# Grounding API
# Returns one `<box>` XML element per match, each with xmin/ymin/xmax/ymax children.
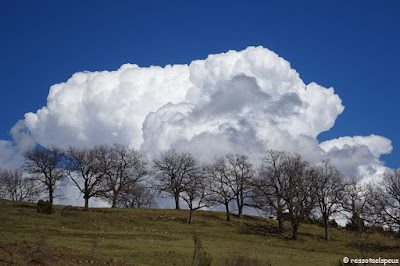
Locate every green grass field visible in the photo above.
<box><xmin>0</xmin><ymin>200</ymin><xmax>399</xmax><ymax>265</ymax></box>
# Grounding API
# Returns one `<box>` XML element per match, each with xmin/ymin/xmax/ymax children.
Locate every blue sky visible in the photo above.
<box><xmin>0</xmin><ymin>0</ymin><xmax>399</xmax><ymax>168</ymax></box>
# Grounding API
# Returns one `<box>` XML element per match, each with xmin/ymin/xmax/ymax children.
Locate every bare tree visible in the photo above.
<box><xmin>99</xmin><ymin>144</ymin><xmax>149</xmax><ymax>208</ymax></box>
<box><xmin>342</xmin><ymin>177</ymin><xmax>369</xmax><ymax>232</ymax></box>
<box><xmin>181</xmin><ymin>165</ymin><xmax>209</xmax><ymax>224</ymax></box>
<box><xmin>281</xmin><ymin>153</ymin><xmax>316</xmax><ymax>240</ymax></box>
<box><xmin>225</xmin><ymin>154</ymin><xmax>254</xmax><ymax>219</ymax></box>
<box><xmin>314</xmin><ymin>160</ymin><xmax>345</xmax><ymax>241</ymax></box>
<box><xmin>0</xmin><ymin>170</ymin><xmax>5</xmax><ymax>199</ymax></box>
<box><xmin>24</xmin><ymin>146</ymin><xmax>65</xmax><ymax>204</ymax></box>
<box><xmin>368</xmin><ymin>169</ymin><xmax>400</xmax><ymax>232</ymax></box>
<box><xmin>153</xmin><ymin>150</ymin><xmax>198</xmax><ymax>210</ymax></box>
<box><xmin>252</xmin><ymin>150</ymin><xmax>287</xmax><ymax>233</ymax></box>
<box><xmin>205</xmin><ymin>158</ymin><xmax>235</xmax><ymax>221</ymax></box>
<box><xmin>65</xmin><ymin>146</ymin><xmax>107</xmax><ymax>211</ymax></box>
<box><xmin>0</xmin><ymin>168</ymin><xmax>41</xmax><ymax>202</ymax></box>
<box><xmin>117</xmin><ymin>182</ymin><xmax>157</xmax><ymax>208</ymax></box>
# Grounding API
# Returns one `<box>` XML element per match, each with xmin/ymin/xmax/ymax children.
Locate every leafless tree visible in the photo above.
<box><xmin>368</xmin><ymin>169</ymin><xmax>400</xmax><ymax>232</ymax></box>
<box><xmin>65</xmin><ymin>146</ymin><xmax>107</xmax><ymax>211</ymax></box>
<box><xmin>224</xmin><ymin>154</ymin><xmax>254</xmax><ymax>219</ymax></box>
<box><xmin>314</xmin><ymin>160</ymin><xmax>345</xmax><ymax>241</ymax></box>
<box><xmin>342</xmin><ymin>177</ymin><xmax>369</xmax><ymax>232</ymax></box>
<box><xmin>252</xmin><ymin>150</ymin><xmax>287</xmax><ymax>233</ymax></box>
<box><xmin>24</xmin><ymin>146</ymin><xmax>65</xmax><ymax>204</ymax></box>
<box><xmin>204</xmin><ymin>158</ymin><xmax>236</xmax><ymax>221</ymax></box>
<box><xmin>99</xmin><ymin>144</ymin><xmax>149</xmax><ymax>208</ymax></box>
<box><xmin>0</xmin><ymin>168</ymin><xmax>41</xmax><ymax>202</ymax></box>
<box><xmin>0</xmin><ymin>170</ymin><xmax>5</xmax><ymax>199</ymax></box>
<box><xmin>180</xmin><ymin>164</ymin><xmax>209</xmax><ymax>224</ymax></box>
<box><xmin>117</xmin><ymin>182</ymin><xmax>157</xmax><ymax>208</ymax></box>
<box><xmin>153</xmin><ymin>150</ymin><xmax>198</xmax><ymax>210</ymax></box>
<box><xmin>281</xmin><ymin>153</ymin><xmax>317</xmax><ymax>240</ymax></box>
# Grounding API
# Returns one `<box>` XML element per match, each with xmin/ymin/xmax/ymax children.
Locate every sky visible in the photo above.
<box><xmin>0</xmin><ymin>0</ymin><xmax>399</xmax><ymax>185</ymax></box>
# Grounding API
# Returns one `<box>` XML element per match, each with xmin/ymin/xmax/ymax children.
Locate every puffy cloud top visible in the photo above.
<box><xmin>1</xmin><ymin>46</ymin><xmax>393</xmax><ymax>182</ymax></box>
<box><xmin>24</xmin><ymin>63</ymin><xmax>191</xmax><ymax>149</ymax></box>
<box><xmin>320</xmin><ymin>135</ymin><xmax>393</xmax><ymax>157</ymax></box>
<box><xmin>142</xmin><ymin>47</ymin><xmax>345</xmax><ymax>162</ymax></box>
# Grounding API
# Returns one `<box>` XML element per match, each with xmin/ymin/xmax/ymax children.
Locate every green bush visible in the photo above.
<box><xmin>37</xmin><ymin>200</ymin><xmax>53</xmax><ymax>214</ymax></box>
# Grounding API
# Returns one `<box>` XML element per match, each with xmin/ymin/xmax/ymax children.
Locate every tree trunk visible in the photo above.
<box><xmin>357</xmin><ymin>215</ymin><xmax>363</xmax><ymax>235</ymax></box>
<box><xmin>225</xmin><ymin>202</ymin><xmax>230</xmax><ymax>221</ymax></box>
<box><xmin>174</xmin><ymin>194</ymin><xmax>180</xmax><ymax>210</ymax></box>
<box><xmin>49</xmin><ymin>186</ymin><xmax>54</xmax><ymax>204</ymax></box>
<box><xmin>237</xmin><ymin>198</ymin><xmax>243</xmax><ymax>219</ymax></box>
<box><xmin>111</xmin><ymin>195</ymin><xmax>117</xmax><ymax>208</ymax></box>
<box><xmin>324</xmin><ymin>216</ymin><xmax>330</xmax><ymax>241</ymax></box>
<box><xmin>189</xmin><ymin>208</ymin><xmax>194</xmax><ymax>224</ymax></box>
<box><xmin>277</xmin><ymin>215</ymin><xmax>284</xmax><ymax>234</ymax></box>
<box><xmin>291</xmin><ymin>220</ymin><xmax>298</xmax><ymax>240</ymax></box>
<box><xmin>84</xmin><ymin>194</ymin><xmax>89</xmax><ymax>211</ymax></box>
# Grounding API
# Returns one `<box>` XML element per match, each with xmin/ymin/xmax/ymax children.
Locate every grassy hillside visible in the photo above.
<box><xmin>0</xmin><ymin>200</ymin><xmax>399</xmax><ymax>265</ymax></box>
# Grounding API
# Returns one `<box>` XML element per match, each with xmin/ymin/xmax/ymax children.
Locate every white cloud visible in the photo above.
<box><xmin>23</xmin><ymin>63</ymin><xmax>191</xmax><ymax>149</ymax></box>
<box><xmin>55</xmin><ymin>178</ymin><xmax>109</xmax><ymax>208</ymax></box>
<box><xmin>0</xmin><ymin>46</ymin><xmax>393</xmax><ymax>188</ymax></box>
<box><xmin>320</xmin><ymin>134</ymin><xmax>392</xmax><ymax>157</ymax></box>
<box><xmin>0</xmin><ymin>140</ymin><xmax>21</xmax><ymax>168</ymax></box>
<box><xmin>0</xmin><ymin>120</ymin><xmax>35</xmax><ymax>169</ymax></box>
<box><xmin>141</xmin><ymin>47</ymin><xmax>345</xmax><ymax>163</ymax></box>
<box><xmin>320</xmin><ymin>135</ymin><xmax>392</xmax><ymax>181</ymax></box>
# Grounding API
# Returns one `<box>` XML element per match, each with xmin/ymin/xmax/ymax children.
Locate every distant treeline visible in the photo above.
<box><xmin>0</xmin><ymin>145</ymin><xmax>399</xmax><ymax>240</ymax></box>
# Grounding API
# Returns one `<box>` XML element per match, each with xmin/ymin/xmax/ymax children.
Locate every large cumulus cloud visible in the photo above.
<box><xmin>142</xmin><ymin>48</ymin><xmax>347</xmax><ymax>164</ymax></box>
<box><xmin>1</xmin><ymin>46</ymin><xmax>393</xmax><ymax>184</ymax></box>
<box><xmin>24</xmin><ymin>63</ymin><xmax>191</xmax><ymax>149</ymax></box>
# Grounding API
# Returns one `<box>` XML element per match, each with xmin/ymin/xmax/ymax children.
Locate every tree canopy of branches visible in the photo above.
<box><xmin>314</xmin><ymin>160</ymin><xmax>345</xmax><ymax>240</ymax></box>
<box><xmin>180</xmin><ymin>164</ymin><xmax>209</xmax><ymax>224</ymax></box>
<box><xmin>281</xmin><ymin>153</ymin><xmax>317</xmax><ymax>240</ymax></box>
<box><xmin>224</xmin><ymin>154</ymin><xmax>254</xmax><ymax>219</ymax></box>
<box><xmin>65</xmin><ymin>146</ymin><xmax>108</xmax><ymax>210</ymax></box>
<box><xmin>342</xmin><ymin>177</ymin><xmax>369</xmax><ymax>232</ymax></box>
<box><xmin>205</xmin><ymin>157</ymin><xmax>236</xmax><ymax>221</ymax></box>
<box><xmin>368</xmin><ymin>169</ymin><xmax>400</xmax><ymax>232</ymax></box>
<box><xmin>24</xmin><ymin>146</ymin><xmax>65</xmax><ymax>204</ymax></box>
<box><xmin>99</xmin><ymin>144</ymin><xmax>149</xmax><ymax>208</ymax></box>
<box><xmin>0</xmin><ymin>168</ymin><xmax>41</xmax><ymax>202</ymax></box>
<box><xmin>117</xmin><ymin>182</ymin><xmax>156</xmax><ymax>209</ymax></box>
<box><xmin>253</xmin><ymin>150</ymin><xmax>287</xmax><ymax>232</ymax></box>
<box><xmin>153</xmin><ymin>149</ymin><xmax>198</xmax><ymax>210</ymax></box>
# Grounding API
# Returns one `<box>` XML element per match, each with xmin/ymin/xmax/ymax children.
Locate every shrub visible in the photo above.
<box><xmin>37</xmin><ymin>200</ymin><xmax>54</xmax><ymax>214</ymax></box>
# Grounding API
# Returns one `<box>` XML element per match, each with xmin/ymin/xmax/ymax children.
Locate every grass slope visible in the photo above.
<box><xmin>0</xmin><ymin>200</ymin><xmax>399</xmax><ymax>265</ymax></box>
